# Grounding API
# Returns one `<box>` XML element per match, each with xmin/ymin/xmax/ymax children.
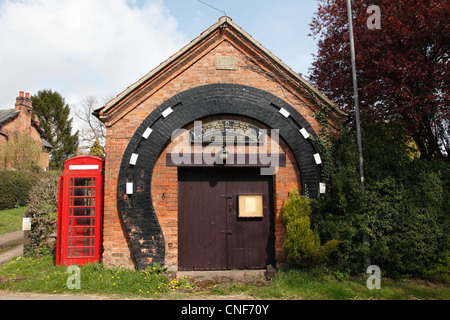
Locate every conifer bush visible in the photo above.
<box><xmin>282</xmin><ymin>189</ymin><xmax>340</xmax><ymax>267</ymax></box>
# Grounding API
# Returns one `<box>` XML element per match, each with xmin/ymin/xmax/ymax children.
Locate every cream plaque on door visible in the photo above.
<box><xmin>238</xmin><ymin>194</ymin><xmax>263</xmax><ymax>218</ymax></box>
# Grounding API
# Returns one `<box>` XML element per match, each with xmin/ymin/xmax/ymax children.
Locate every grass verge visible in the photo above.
<box><xmin>0</xmin><ymin>255</ymin><xmax>194</xmax><ymax>299</ymax></box>
<box><xmin>0</xmin><ymin>206</ymin><xmax>27</xmax><ymax>234</ymax></box>
<box><xmin>0</xmin><ymin>256</ymin><xmax>448</xmax><ymax>300</ymax></box>
<box><xmin>244</xmin><ymin>268</ymin><xmax>449</xmax><ymax>300</ymax></box>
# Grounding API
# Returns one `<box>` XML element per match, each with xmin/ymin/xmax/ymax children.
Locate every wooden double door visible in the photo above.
<box><xmin>178</xmin><ymin>167</ymin><xmax>275</xmax><ymax>271</ymax></box>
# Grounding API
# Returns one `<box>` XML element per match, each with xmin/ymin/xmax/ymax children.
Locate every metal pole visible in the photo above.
<box><xmin>346</xmin><ymin>0</ymin><xmax>370</xmax><ymax>266</ymax></box>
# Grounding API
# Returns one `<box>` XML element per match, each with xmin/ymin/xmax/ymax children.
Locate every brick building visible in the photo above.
<box><xmin>0</xmin><ymin>91</ymin><xmax>52</xmax><ymax>171</ymax></box>
<box><xmin>95</xmin><ymin>17</ymin><xmax>346</xmax><ymax>271</ymax></box>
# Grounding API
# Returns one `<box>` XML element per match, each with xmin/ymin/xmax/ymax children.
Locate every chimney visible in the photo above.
<box><xmin>14</xmin><ymin>91</ymin><xmax>33</xmax><ymax>132</ymax></box>
<box><xmin>15</xmin><ymin>91</ymin><xmax>32</xmax><ymax>112</ymax></box>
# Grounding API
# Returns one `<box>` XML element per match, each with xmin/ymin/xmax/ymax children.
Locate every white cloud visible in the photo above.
<box><xmin>0</xmin><ymin>0</ymin><xmax>188</xmax><ymax>118</ymax></box>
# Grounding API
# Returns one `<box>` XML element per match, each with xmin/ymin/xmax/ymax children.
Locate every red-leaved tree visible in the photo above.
<box><xmin>309</xmin><ymin>0</ymin><xmax>449</xmax><ymax>159</ymax></box>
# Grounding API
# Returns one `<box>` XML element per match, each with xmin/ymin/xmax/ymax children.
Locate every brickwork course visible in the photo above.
<box><xmin>95</xmin><ymin>17</ymin><xmax>346</xmax><ymax>270</ymax></box>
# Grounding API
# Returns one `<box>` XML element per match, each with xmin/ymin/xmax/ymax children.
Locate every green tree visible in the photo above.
<box><xmin>31</xmin><ymin>90</ymin><xmax>79</xmax><ymax>170</ymax></box>
<box><xmin>88</xmin><ymin>139</ymin><xmax>104</xmax><ymax>156</ymax></box>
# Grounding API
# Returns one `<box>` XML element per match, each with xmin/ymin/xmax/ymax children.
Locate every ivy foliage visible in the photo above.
<box><xmin>311</xmin><ymin>120</ymin><xmax>449</xmax><ymax>281</ymax></box>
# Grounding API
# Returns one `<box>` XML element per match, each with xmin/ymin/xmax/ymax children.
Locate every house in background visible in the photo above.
<box><xmin>0</xmin><ymin>91</ymin><xmax>52</xmax><ymax>171</ymax></box>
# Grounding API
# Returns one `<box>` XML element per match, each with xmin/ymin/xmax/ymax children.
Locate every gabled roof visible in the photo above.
<box><xmin>0</xmin><ymin>108</ymin><xmax>52</xmax><ymax>148</ymax></box>
<box><xmin>96</xmin><ymin>16</ymin><xmax>346</xmax><ymax>127</ymax></box>
<box><xmin>0</xmin><ymin>109</ymin><xmax>19</xmax><ymax>126</ymax></box>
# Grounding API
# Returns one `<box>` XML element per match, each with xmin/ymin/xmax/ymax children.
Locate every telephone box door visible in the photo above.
<box><xmin>56</xmin><ymin>156</ymin><xmax>104</xmax><ymax>266</ymax></box>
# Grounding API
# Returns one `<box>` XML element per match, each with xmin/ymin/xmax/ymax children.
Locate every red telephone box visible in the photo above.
<box><xmin>56</xmin><ymin>155</ymin><xmax>104</xmax><ymax>266</ymax></box>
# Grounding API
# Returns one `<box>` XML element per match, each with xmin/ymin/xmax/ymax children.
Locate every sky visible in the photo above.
<box><xmin>0</xmin><ymin>0</ymin><xmax>320</xmax><ymax>132</ymax></box>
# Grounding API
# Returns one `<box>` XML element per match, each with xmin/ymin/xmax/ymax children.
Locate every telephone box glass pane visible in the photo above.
<box><xmin>70</xmin><ymin>248</ymin><xmax>91</xmax><ymax>257</ymax></box>
<box><xmin>71</xmin><ymin>217</ymin><xmax>91</xmax><ymax>226</ymax></box>
<box><xmin>74</xmin><ymin>178</ymin><xmax>92</xmax><ymax>186</ymax></box>
<box><xmin>73</xmin><ymin>197</ymin><xmax>91</xmax><ymax>206</ymax></box>
<box><xmin>73</xmin><ymin>207</ymin><xmax>91</xmax><ymax>216</ymax></box>
<box><xmin>70</xmin><ymin>227</ymin><xmax>92</xmax><ymax>236</ymax></box>
<box><xmin>74</xmin><ymin>188</ymin><xmax>92</xmax><ymax>197</ymax></box>
<box><xmin>69</xmin><ymin>238</ymin><xmax>91</xmax><ymax>247</ymax></box>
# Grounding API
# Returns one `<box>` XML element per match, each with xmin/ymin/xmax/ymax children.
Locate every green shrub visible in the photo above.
<box><xmin>282</xmin><ymin>189</ymin><xmax>340</xmax><ymax>267</ymax></box>
<box><xmin>24</xmin><ymin>174</ymin><xmax>60</xmax><ymax>257</ymax></box>
<box><xmin>312</xmin><ymin>120</ymin><xmax>449</xmax><ymax>280</ymax></box>
<box><xmin>0</xmin><ymin>171</ymin><xmax>38</xmax><ymax>210</ymax></box>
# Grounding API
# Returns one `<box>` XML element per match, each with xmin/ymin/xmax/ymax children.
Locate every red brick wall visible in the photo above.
<box><xmin>102</xmin><ymin>40</ymin><xmax>322</xmax><ymax>268</ymax></box>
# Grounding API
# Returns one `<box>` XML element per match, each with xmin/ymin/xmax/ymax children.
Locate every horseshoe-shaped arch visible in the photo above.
<box><xmin>116</xmin><ymin>83</ymin><xmax>322</xmax><ymax>269</ymax></box>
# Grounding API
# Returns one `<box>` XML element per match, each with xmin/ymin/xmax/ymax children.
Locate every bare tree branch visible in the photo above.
<box><xmin>74</xmin><ymin>96</ymin><xmax>106</xmax><ymax>154</ymax></box>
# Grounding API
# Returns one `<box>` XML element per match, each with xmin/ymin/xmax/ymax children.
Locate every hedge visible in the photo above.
<box><xmin>311</xmin><ymin>120</ymin><xmax>449</xmax><ymax>281</ymax></box>
<box><xmin>0</xmin><ymin>171</ymin><xmax>60</xmax><ymax>210</ymax></box>
<box><xmin>0</xmin><ymin>171</ymin><xmax>39</xmax><ymax>210</ymax></box>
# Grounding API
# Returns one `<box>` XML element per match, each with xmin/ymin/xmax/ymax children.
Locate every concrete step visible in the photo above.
<box><xmin>177</xmin><ymin>270</ymin><xmax>266</xmax><ymax>283</ymax></box>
